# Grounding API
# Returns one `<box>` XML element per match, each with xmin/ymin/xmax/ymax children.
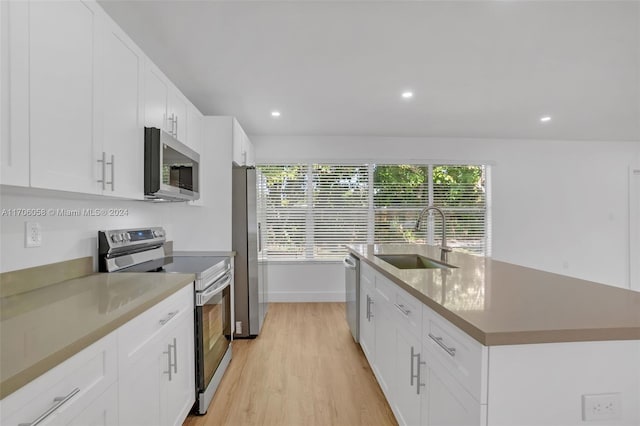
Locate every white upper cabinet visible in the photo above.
<box><xmin>144</xmin><ymin>63</ymin><xmax>170</xmax><ymax>134</ymax></box>
<box><xmin>186</xmin><ymin>103</ymin><xmax>203</xmax><ymax>154</ymax></box>
<box><xmin>144</xmin><ymin>62</ymin><xmax>192</xmax><ymax>147</ymax></box>
<box><xmin>232</xmin><ymin>118</ymin><xmax>254</xmax><ymax>167</ymax></box>
<box><xmin>28</xmin><ymin>0</ymin><xmax>101</xmax><ymax>194</ymax></box>
<box><xmin>168</xmin><ymin>91</ymin><xmax>188</xmax><ymax>143</ymax></box>
<box><xmin>99</xmin><ymin>17</ymin><xmax>144</xmax><ymax>199</ymax></box>
<box><xmin>2</xmin><ymin>0</ymin><xmax>201</xmax><ymax>199</ymax></box>
<box><xmin>1</xmin><ymin>1</ymin><xmax>29</xmax><ymax>187</ymax></box>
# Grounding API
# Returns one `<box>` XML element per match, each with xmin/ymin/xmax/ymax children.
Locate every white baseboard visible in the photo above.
<box><xmin>268</xmin><ymin>291</ymin><xmax>345</xmax><ymax>303</ymax></box>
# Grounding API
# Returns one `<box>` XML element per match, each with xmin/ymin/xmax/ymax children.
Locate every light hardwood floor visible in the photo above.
<box><xmin>184</xmin><ymin>303</ymin><xmax>397</xmax><ymax>426</ymax></box>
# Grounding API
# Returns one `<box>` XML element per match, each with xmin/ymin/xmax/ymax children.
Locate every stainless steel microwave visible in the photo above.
<box><xmin>144</xmin><ymin>127</ymin><xmax>200</xmax><ymax>202</ymax></box>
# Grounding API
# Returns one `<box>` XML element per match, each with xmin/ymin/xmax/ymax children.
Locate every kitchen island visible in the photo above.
<box><xmin>348</xmin><ymin>244</ymin><xmax>640</xmax><ymax>426</ymax></box>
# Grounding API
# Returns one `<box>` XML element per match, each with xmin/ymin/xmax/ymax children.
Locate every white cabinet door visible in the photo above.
<box><xmin>100</xmin><ymin>22</ymin><xmax>144</xmax><ymax>199</ymax></box>
<box><xmin>29</xmin><ymin>0</ymin><xmax>100</xmax><ymax>194</ymax></box>
<box><xmin>186</xmin><ymin>103</ymin><xmax>203</xmax><ymax>154</ymax></box>
<box><xmin>422</xmin><ymin>356</ymin><xmax>483</xmax><ymax>426</ymax></box>
<box><xmin>395</xmin><ymin>326</ymin><xmax>423</xmax><ymax>426</ymax></box>
<box><xmin>1</xmin><ymin>1</ymin><xmax>29</xmax><ymax>187</ymax></box>
<box><xmin>164</xmin><ymin>307</ymin><xmax>196</xmax><ymax>426</ymax></box>
<box><xmin>118</xmin><ymin>337</ymin><xmax>164</xmax><ymax>426</ymax></box>
<box><xmin>244</xmin><ymin>133</ymin><xmax>255</xmax><ymax>167</ymax></box>
<box><xmin>145</xmin><ymin>64</ymin><xmax>169</xmax><ymax>132</ymax></box>
<box><xmin>374</xmin><ymin>301</ymin><xmax>396</xmax><ymax>398</ymax></box>
<box><xmin>168</xmin><ymin>91</ymin><xmax>188</xmax><ymax>143</ymax></box>
<box><xmin>359</xmin><ymin>273</ymin><xmax>375</xmax><ymax>362</ymax></box>
<box><xmin>232</xmin><ymin>118</ymin><xmax>245</xmax><ymax>165</ymax></box>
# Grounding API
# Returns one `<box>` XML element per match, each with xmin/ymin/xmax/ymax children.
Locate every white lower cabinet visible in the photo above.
<box><xmin>1</xmin><ymin>284</ymin><xmax>195</xmax><ymax>426</ymax></box>
<box><xmin>373</xmin><ymin>298</ymin><xmax>396</xmax><ymax>398</ymax></box>
<box><xmin>0</xmin><ymin>333</ymin><xmax>118</xmax><ymax>426</ymax></box>
<box><xmin>65</xmin><ymin>383</ymin><xmax>119</xmax><ymax>426</ymax></box>
<box><xmin>360</xmin><ymin>264</ymin><xmax>485</xmax><ymax>426</ymax></box>
<box><xmin>394</xmin><ymin>326</ymin><xmax>423</xmax><ymax>426</ymax></box>
<box><xmin>119</xmin><ymin>284</ymin><xmax>195</xmax><ymax>426</ymax></box>
<box><xmin>359</xmin><ymin>266</ymin><xmax>375</xmax><ymax>361</ymax></box>
<box><xmin>422</xmin><ymin>354</ymin><xmax>484</xmax><ymax>426</ymax></box>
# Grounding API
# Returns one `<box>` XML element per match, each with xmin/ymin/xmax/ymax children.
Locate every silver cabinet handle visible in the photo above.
<box><xmin>18</xmin><ymin>387</ymin><xmax>80</xmax><ymax>426</ymax></box>
<box><xmin>174</xmin><ymin>115</ymin><xmax>178</xmax><ymax>138</ymax></box>
<box><xmin>172</xmin><ymin>337</ymin><xmax>177</xmax><ymax>374</ymax></box>
<box><xmin>105</xmin><ymin>154</ymin><xmax>114</xmax><ymax>191</ymax></box>
<box><xmin>429</xmin><ymin>333</ymin><xmax>456</xmax><ymax>357</ymax></box>
<box><xmin>97</xmin><ymin>151</ymin><xmax>106</xmax><ymax>190</ymax></box>
<box><xmin>416</xmin><ymin>352</ymin><xmax>426</xmax><ymax>395</ymax></box>
<box><xmin>410</xmin><ymin>346</ymin><xmax>418</xmax><ymax>385</ymax></box>
<box><xmin>394</xmin><ymin>303</ymin><xmax>411</xmax><ymax>317</ymax></box>
<box><xmin>159</xmin><ymin>310</ymin><xmax>179</xmax><ymax>326</ymax></box>
<box><xmin>163</xmin><ymin>342</ymin><xmax>173</xmax><ymax>381</ymax></box>
<box><xmin>367</xmin><ymin>294</ymin><xmax>370</xmax><ymax>321</ymax></box>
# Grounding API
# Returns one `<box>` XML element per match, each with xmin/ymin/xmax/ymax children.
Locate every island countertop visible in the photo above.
<box><xmin>348</xmin><ymin>244</ymin><xmax>640</xmax><ymax>346</ymax></box>
<box><xmin>0</xmin><ymin>272</ymin><xmax>195</xmax><ymax>399</ymax></box>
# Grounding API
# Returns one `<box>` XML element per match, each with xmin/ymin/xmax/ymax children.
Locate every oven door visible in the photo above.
<box><xmin>195</xmin><ymin>272</ymin><xmax>232</xmax><ymax>394</ymax></box>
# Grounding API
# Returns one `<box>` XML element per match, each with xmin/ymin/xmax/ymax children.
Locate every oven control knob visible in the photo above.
<box><xmin>111</xmin><ymin>234</ymin><xmax>119</xmax><ymax>243</ymax></box>
<box><xmin>152</xmin><ymin>230</ymin><xmax>159</xmax><ymax>237</ymax></box>
<box><xmin>124</xmin><ymin>232</ymin><xmax>131</xmax><ymax>241</ymax></box>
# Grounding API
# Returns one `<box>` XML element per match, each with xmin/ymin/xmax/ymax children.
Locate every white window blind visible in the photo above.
<box><xmin>312</xmin><ymin>165</ymin><xmax>369</xmax><ymax>258</ymax></box>
<box><xmin>259</xmin><ymin>163</ymin><xmax>490</xmax><ymax>260</ymax></box>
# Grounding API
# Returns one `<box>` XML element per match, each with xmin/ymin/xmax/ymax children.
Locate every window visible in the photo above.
<box><xmin>258</xmin><ymin>163</ymin><xmax>490</xmax><ymax>260</ymax></box>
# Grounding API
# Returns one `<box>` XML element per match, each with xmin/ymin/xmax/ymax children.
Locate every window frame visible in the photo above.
<box><xmin>258</xmin><ymin>162</ymin><xmax>492</xmax><ymax>261</ymax></box>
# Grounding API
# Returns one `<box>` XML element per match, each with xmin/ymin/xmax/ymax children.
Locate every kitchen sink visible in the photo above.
<box><xmin>375</xmin><ymin>254</ymin><xmax>456</xmax><ymax>270</ymax></box>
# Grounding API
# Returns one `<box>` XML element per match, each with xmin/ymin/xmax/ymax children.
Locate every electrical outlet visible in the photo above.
<box><xmin>235</xmin><ymin>321</ymin><xmax>242</xmax><ymax>335</ymax></box>
<box><xmin>582</xmin><ymin>393</ymin><xmax>621</xmax><ymax>421</ymax></box>
<box><xmin>25</xmin><ymin>222</ymin><xmax>42</xmax><ymax>248</ymax></box>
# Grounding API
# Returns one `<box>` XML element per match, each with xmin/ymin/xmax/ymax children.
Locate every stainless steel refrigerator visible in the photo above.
<box><xmin>232</xmin><ymin>166</ymin><xmax>268</xmax><ymax>338</ymax></box>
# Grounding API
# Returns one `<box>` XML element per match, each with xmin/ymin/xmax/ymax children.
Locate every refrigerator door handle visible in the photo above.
<box><xmin>258</xmin><ymin>222</ymin><xmax>262</xmax><ymax>252</ymax></box>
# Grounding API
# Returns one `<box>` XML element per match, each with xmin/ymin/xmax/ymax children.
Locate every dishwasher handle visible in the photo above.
<box><xmin>343</xmin><ymin>256</ymin><xmax>357</xmax><ymax>269</ymax></box>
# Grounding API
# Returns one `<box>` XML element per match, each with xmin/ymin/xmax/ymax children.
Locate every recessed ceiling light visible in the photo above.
<box><xmin>540</xmin><ymin>116</ymin><xmax>552</xmax><ymax>123</ymax></box>
<box><xmin>271</xmin><ymin>111</ymin><xmax>281</xmax><ymax>117</ymax></box>
<box><xmin>401</xmin><ymin>91</ymin><xmax>414</xmax><ymax>99</ymax></box>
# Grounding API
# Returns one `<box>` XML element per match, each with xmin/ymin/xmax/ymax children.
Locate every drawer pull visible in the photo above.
<box><xmin>18</xmin><ymin>387</ymin><xmax>80</xmax><ymax>426</ymax></box>
<box><xmin>159</xmin><ymin>310</ymin><xmax>179</xmax><ymax>326</ymax></box>
<box><xmin>429</xmin><ymin>333</ymin><xmax>456</xmax><ymax>357</ymax></box>
<box><xmin>394</xmin><ymin>303</ymin><xmax>411</xmax><ymax>316</ymax></box>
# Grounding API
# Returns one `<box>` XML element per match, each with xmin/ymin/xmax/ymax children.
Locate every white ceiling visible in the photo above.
<box><xmin>99</xmin><ymin>1</ymin><xmax>640</xmax><ymax>141</ymax></box>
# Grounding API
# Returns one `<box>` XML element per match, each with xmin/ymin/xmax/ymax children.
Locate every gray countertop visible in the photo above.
<box><xmin>349</xmin><ymin>244</ymin><xmax>640</xmax><ymax>346</ymax></box>
<box><xmin>0</xmin><ymin>272</ymin><xmax>194</xmax><ymax>399</ymax></box>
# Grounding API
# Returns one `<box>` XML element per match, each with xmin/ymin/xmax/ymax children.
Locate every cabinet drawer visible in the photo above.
<box><xmin>391</xmin><ymin>286</ymin><xmax>422</xmax><ymax>337</ymax></box>
<box><xmin>360</xmin><ymin>261</ymin><xmax>374</xmax><ymax>287</ymax></box>
<box><xmin>375</xmin><ymin>273</ymin><xmax>395</xmax><ymax>302</ymax></box>
<box><xmin>118</xmin><ymin>284</ymin><xmax>193</xmax><ymax>369</ymax></box>
<box><xmin>423</xmin><ymin>306</ymin><xmax>488</xmax><ymax>403</ymax></box>
<box><xmin>1</xmin><ymin>332</ymin><xmax>117</xmax><ymax>426</ymax></box>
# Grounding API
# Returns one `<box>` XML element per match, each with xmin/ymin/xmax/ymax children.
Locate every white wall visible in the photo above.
<box><xmin>166</xmin><ymin>117</ymin><xmax>233</xmax><ymax>252</ymax></box>
<box><xmin>0</xmin><ymin>117</ymin><xmax>233</xmax><ymax>273</ymax></box>
<box><xmin>253</xmin><ymin>135</ymin><xmax>640</xmax><ymax>300</ymax></box>
<box><xmin>0</xmin><ymin>189</ymin><xmax>171</xmax><ymax>272</ymax></box>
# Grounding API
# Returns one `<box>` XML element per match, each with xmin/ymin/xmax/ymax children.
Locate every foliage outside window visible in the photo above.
<box><xmin>258</xmin><ymin>164</ymin><xmax>490</xmax><ymax>260</ymax></box>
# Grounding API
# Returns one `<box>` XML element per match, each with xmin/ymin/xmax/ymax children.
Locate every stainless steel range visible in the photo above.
<box><xmin>98</xmin><ymin>227</ymin><xmax>232</xmax><ymax>415</ymax></box>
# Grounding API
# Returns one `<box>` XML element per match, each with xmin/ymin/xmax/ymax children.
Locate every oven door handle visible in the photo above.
<box><xmin>199</xmin><ymin>272</ymin><xmax>232</xmax><ymax>305</ymax></box>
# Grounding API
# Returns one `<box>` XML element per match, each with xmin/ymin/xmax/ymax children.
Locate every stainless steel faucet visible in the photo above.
<box><xmin>415</xmin><ymin>206</ymin><xmax>452</xmax><ymax>263</ymax></box>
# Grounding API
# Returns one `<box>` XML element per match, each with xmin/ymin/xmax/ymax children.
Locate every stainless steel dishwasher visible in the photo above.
<box><xmin>344</xmin><ymin>254</ymin><xmax>360</xmax><ymax>342</ymax></box>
